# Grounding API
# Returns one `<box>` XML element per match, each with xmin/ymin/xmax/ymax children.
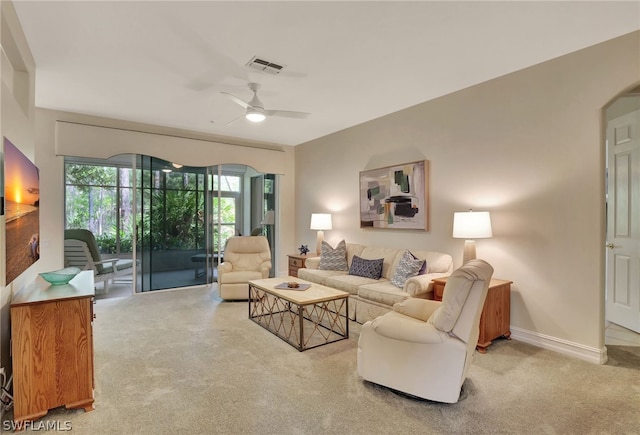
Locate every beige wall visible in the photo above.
<box><xmin>295</xmin><ymin>31</ymin><xmax>640</xmax><ymax>362</ymax></box>
<box><xmin>0</xmin><ymin>1</ymin><xmax>36</xmax><ymax>377</ymax></box>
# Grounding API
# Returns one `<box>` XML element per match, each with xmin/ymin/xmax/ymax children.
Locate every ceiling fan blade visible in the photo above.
<box><xmin>221</xmin><ymin>92</ymin><xmax>250</xmax><ymax>109</ymax></box>
<box><xmin>264</xmin><ymin>109</ymin><xmax>310</xmax><ymax>119</ymax></box>
<box><xmin>224</xmin><ymin>114</ymin><xmax>245</xmax><ymax>126</ymax></box>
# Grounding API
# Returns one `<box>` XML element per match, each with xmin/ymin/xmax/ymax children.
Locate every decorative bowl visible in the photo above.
<box><xmin>39</xmin><ymin>267</ymin><xmax>82</xmax><ymax>285</ymax></box>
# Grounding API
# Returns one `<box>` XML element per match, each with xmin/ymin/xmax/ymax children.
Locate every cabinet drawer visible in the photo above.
<box><xmin>289</xmin><ymin>258</ymin><xmax>303</xmax><ymax>268</ymax></box>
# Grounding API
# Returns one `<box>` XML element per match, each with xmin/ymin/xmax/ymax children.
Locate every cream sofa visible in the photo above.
<box><xmin>297</xmin><ymin>243</ymin><xmax>453</xmax><ymax>324</ymax></box>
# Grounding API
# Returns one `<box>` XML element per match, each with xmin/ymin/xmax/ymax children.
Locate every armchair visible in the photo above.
<box><xmin>357</xmin><ymin>259</ymin><xmax>494</xmax><ymax>403</ymax></box>
<box><xmin>217</xmin><ymin>236</ymin><xmax>272</xmax><ymax>300</ymax></box>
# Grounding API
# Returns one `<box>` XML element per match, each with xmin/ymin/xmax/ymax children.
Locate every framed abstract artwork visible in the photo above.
<box><xmin>359</xmin><ymin>160</ymin><xmax>429</xmax><ymax>230</ymax></box>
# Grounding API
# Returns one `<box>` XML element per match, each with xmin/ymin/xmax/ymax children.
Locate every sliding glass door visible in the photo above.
<box><xmin>206</xmin><ymin>166</ymin><xmax>277</xmax><ymax>280</ymax></box>
<box><xmin>206</xmin><ymin>165</ymin><xmax>241</xmax><ymax>284</ymax></box>
<box><xmin>136</xmin><ymin>156</ymin><xmax>207</xmax><ymax>290</ymax></box>
<box><xmin>65</xmin><ymin>156</ymin><xmax>277</xmax><ymax>293</ymax></box>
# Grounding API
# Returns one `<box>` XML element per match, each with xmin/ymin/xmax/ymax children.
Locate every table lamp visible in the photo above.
<box><xmin>453</xmin><ymin>210</ymin><xmax>492</xmax><ymax>264</ymax></box>
<box><xmin>310</xmin><ymin>213</ymin><xmax>332</xmax><ymax>255</ymax></box>
<box><xmin>261</xmin><ymin>210</ymin><xmax>275</xmax><ymax>226</ymax></box>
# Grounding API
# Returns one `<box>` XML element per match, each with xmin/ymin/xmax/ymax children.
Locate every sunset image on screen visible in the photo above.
<box><xmin>4</xmin><ymin>137</ymin><xmax>40</xmax><ymax>284</ymax></box>
<box><xmin>5</xmin><ymin>139</ymin><xmax>39</xmax><ymax>210</ymax></box>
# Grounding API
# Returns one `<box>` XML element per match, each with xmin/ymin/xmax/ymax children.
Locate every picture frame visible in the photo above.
<box><xmin>359</xmin><ymin>160</ymin><xmax>429</xmax><ymax>230</ymax></box>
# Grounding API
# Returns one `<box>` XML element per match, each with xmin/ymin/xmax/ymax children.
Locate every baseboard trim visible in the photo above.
<box><xmin>510</xmin><ymin>326</ymin><xmax>608</xmax><ymax>364</ymax></box>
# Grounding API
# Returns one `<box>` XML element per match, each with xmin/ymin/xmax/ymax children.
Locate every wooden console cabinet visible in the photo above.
<box><xmin>432</xmin><ymin>277</ymin><xmax>512</xmax><ymax>353</ymax></box>
<box><xmin>287</xmin><ymin>253</ymin><xmax>317</xmax><ymax>277</ymax></box>
<box><xmin>11</xmin><ymin>271</ymin><xmax>95</xmax><ymax>425</ymax></box>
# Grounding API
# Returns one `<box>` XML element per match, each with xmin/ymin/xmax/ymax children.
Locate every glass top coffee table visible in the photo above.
<box><xmin>248</xmin><ymin>277</ymin><xmax>349</xmax><ymax>351</ymax></box>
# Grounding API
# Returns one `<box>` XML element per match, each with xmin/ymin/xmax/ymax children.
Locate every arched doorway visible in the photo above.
<box><xmin>603</xmin><ymin>84</ymin><xmax>640</xmax><ymax>346</ymax></box>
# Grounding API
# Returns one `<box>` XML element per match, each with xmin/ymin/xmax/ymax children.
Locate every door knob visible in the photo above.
<box><xmin>606</xmin><ymin>243</ymin><xmax>615</xmax><ymax>249</ymax></box>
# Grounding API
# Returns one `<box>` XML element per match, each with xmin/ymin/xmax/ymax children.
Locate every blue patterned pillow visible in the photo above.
<box><xmin>319</xmin><ymin>240</ymin><xmax>348</xmax><ymax>271</ymax></box>
<box><xmin>349</xmin><ymin>255</ymin><xmax>384</xmax><ymax>280</ymax></box>
<box><xmin>391</xmin><ymin>250</ymin><xmax>426</xmax><ymax>288</ymax></box>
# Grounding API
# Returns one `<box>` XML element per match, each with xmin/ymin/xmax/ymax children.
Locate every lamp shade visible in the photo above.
<box><xmin>261</xmin><ymin>210</ymin><xmax>275</xmax><ymax>225</ymax></box>
<box><xmin>453</xmin><ymin>211</ymin><xmax>492</xmax><ymax>239</ymax></box>
<box><xmin>310</xmin><ymin>213</ymin><xmax>332</xmax><ymax>230</ymax></box>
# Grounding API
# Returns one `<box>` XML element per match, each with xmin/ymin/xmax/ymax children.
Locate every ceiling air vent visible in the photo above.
<box><xmin>245</xmin><ymin>56</ymin><xmax>285</xmax><ymax>75</ymax></box>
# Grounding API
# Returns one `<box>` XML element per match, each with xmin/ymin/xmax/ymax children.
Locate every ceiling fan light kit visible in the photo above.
<box><xmin>246</xmin><ymin>108</ymin><xmax>266</xmax><ymax>123</ymax></box>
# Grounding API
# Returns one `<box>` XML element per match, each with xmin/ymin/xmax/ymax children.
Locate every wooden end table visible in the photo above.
<box><xmin>287</xmin><ymin>253</ymin><xmax>318</xmax><ymax>277</ymax></box>
<box><xmin>432</xmin><ymin>277</ymin><xmax>512</xmax><ymax>353</ymax></box>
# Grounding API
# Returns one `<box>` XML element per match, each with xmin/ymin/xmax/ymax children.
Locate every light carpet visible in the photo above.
<box><xmin>6</xmin><ymin>286</ymin><xmax>639</xmax><ymax>434</ymax></box>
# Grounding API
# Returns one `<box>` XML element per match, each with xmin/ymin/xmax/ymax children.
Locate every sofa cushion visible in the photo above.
<box><xmin>324</xmin><ymin>274</ymin><xmax>388</xmax><ymax>295</ymax></box>
<box><xmin>297</xmin><ymin>268</ymin><xmax>346</xmax><ymax>286</ymax></box>
<box><xmin>358</xmin><ymin>282</ymin><xmax>410</xmax><ymax>306</ymax></box>
<box><xmin>345</xmin><ymin>243</ymin><xmax>366</xmax><ymax>266</ymax></box>
<box><xmin>319</xmin><ymin>240</ymin><xmax>348</xmax><ymax>271</ymax></box>
<box><xmin>411</xmin><ymin>250</ymin><xmax>453</xmax><ymax>274</ymax></box>
<box><xmin>391</xmin><ymin>250</ymin><xmax>426</xmax><ymax>287</ymax></box>
<box><xmin>349</xmin><ymin>255</ymin><xmax>383</xmax><ymax>279</ymax></box>
<box><xmin>219</xmin><ymin>270</ymin><xmax>264</xmax><ymax>284</ymax></box>
<box><xmin>358</xmin><ymin>246</ymin><xmax>402</xmax><ymax>279</ymax></box>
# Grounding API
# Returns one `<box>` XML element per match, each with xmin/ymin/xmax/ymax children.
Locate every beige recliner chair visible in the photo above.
<box><xmin>217</xmin><ymin>236</ymin><xmax>272</xmax><ymax>300</ymax></box>
<box><xmin>357</xmin><ymin>259</ymin><xmax>494</xmax><ymax>403</ymax></box>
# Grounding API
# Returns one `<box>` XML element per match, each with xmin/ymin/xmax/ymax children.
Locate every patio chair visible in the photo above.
<box><xmin>64</xmin><ymin>229</ymin><xmax>135</xmax><ymax>293</ymax></box>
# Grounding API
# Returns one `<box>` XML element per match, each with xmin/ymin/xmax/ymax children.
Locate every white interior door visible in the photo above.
<box><xmin>606</xmin><ymin>109</ymin><xmax>640</xmax><ymax>333</ymax></box>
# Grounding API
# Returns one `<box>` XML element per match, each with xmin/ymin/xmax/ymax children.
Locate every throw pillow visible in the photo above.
<box><xmin>391</xmin><ymin>250</ymin><xmax>426</xmax><ymax>288</ymax></box>
<box><xmin>349</xmin><ymin>255</ymin><xmax>384</xmax><ymax>280</ymax></box>
<box><xmin>410</xmin><ymin>251</ymin><xmax>428</xmax><ymax>275</ymax></box>
<box><xmin>318</xmin><ymin>240</ymin><xmax>348</xmax><ymax>271</ymax></box>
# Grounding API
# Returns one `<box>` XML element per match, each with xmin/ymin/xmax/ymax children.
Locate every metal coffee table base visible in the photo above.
<box><xmin>249</xmin><ymin>284</ymin><xmax>349</xmax><ymax>351</ymax></box>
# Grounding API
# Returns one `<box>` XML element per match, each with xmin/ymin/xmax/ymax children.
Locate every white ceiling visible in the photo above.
<box><xmin>12</xmin><ymin>1</ymin><xmax>640</xmax><ymax>146</ymax></box>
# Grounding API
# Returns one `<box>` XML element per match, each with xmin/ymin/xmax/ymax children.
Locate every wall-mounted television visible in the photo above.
<box><xmin>4</xmin><ymin>137</ymin><xmax>40</xmax><ymax>285</ymax></box>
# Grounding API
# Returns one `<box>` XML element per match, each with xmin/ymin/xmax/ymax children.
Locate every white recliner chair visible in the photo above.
<box><xmin>357</xmin><ymin>259</ymin><xmax>494</xmax><ymax>403</ymax></box>
<box><xmin>217</xmin><ymin>236</ymin><xmax>272</xmax><ymax>300</ymax></box>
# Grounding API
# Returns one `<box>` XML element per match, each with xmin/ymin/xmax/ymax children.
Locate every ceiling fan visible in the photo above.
<box><xmin>221</xmin><ymin>83</ymin><xmax>310</xmax><ymax>123</ymax></box>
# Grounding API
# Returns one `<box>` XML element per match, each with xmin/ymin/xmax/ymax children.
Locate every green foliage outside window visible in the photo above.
<box><xmin>66</xmin><ymin>160</ymin><xmax>242</xmax><ymax>255</ymax></box>
<box><xmin>139</xmin><ymin>187</ymin><xmax>205</xmax><ymax>251</ymax></box>
<box><xmin>65</xmin><ymin>163</ymin><xmax>133</xmax><ymax>254</ymax></box>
